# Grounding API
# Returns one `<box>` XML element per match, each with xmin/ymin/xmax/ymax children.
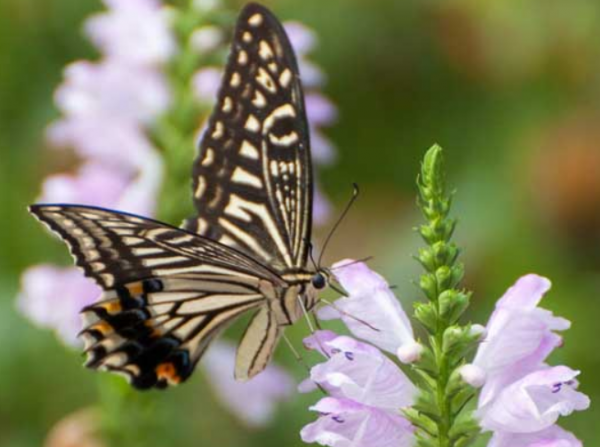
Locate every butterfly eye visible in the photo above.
<box><xmin>311</xmin><ymin>273</ymin><xmax>327</xmax><ymax>290</ymax></box>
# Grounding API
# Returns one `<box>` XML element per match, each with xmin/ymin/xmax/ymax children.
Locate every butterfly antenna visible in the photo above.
<box><xmin>329</xmin><ymin>256</ymin><xmax>374</xmax><ymax>271</ymax></box>
<box><xmin>318</xmin><ymin>298</ymin><xmax>381</xmax><ymax>332</ymax></box>
<box><xmin>306</xmin><ymin>240</ymin><xmax>319</xmax><ymax>271</ymax></box>
<box><xmin>318</xmin><ymin>183</ymin><xmax>360</xmax><ymax>267</ymax></box>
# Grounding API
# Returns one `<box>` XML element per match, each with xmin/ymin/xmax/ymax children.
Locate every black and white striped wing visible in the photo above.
<box><xmin>29</xmin><ymin>204</ymin><xmax>284</xmax><ymax>389</ymax></box>
<box><xmin>185</xmin><ymin>3</ymin><xmax>313</xmax><ymax>271</ymax></box>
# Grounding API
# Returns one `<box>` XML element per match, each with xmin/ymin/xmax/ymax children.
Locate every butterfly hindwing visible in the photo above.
<box><xmin>30</xmin><ymin>204</ymin><xmax>285</xmax><ymax>388</ymax></box>
<box><xmin>185</xmin><ymin>3</ymin><xmax>313</xmax><ymax>271</ymax></box>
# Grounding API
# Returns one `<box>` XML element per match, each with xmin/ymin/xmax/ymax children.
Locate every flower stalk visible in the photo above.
<box><xmin>408</xmin><ymin>145</ymin><xmax>480</xmax><ymax>447</ymax></box>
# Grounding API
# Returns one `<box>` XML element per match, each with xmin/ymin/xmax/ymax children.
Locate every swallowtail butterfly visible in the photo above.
<box><xmin>29</xmin><ymin>3</ymin><xmax>330</xmax><ymax>389</ymax></box>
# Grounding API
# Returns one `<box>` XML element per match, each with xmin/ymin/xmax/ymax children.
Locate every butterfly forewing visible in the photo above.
<box><xmin>29</xmin><ymin>204</ymin><xmax>283</xmax><ymax>388</ymax></box>
<box><xmin>185</xmin><ymin>3</ymin><xmax>313</xmax><ymax>271</ymax></box>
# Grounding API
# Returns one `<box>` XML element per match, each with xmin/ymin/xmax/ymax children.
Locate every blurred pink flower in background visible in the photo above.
<box><xmin>17</xmin><ymin>266</ymin><xmax>100</xmax><ymax>346</ymax></box>
<box><xmin>465</xmin><ymin>274</ymin><xmax>590</xmax><ymax>446</ymax></box>
<box><xmin>192</xmin><ymin>67</ymin><xmax>223</xmax><ymax>104</ymax></box>
<box><xmin>18</xmin><ymin>0</ymin><xmax>170</xmax><ymax>346</ymax></box>
<box><xmin>84</xmin><ymin>0</ymin><xmax>176</xmax><ymax>65</ymax></box>
<box><xmin>203</xmin><ymin>341</ymin><xmax>294</xmax><ymax>427</ymax></box>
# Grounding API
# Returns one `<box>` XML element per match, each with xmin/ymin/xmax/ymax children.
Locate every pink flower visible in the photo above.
<box><xmin>192</xmin><ymin>67</ymin><xmax>222</xmax><ymax>104</ymax></box>
<box><xmin>37</xmin><ymin>153</ymin><xmax>162</xmax><ymax>218</ymax></box>
<box><xmin>301</xmin><ymin>398</ymin><xmax>414</xmax><ymax>447</ymax></box>
<box><xmin>319</xmin><ymin>261</ymin><xmax>421</xmax><ymax>363</ymax></box>
<box><xmin>202</xmin><ymin>341</ymin><xmax>294</xmax><ymax>427</ymax></box>
<box><xmin>47</xmin><ymin>118</ymin><xmax>155</xmax><ymax>170</ymax></box>
<box><xmin>313</xmin><ymin>185</ymin><xmax>333</xmax><ymax>225</ymax></box>
<box><xmin>300</xmin><ymin>331</ymin><xmax>415</xmax><ymax>447</ymax></box>
<box><xmin>17</xmin><ymin>266</ymin><xmax>101</xmax><ymax>346</ymax></box>
<box><xmin>191</xmin><ymin>26</ymin><xmax>223</xmax><ymax>53</ymax></box>
<box><xmin>488</xmin><ymin>425</ymin><xmax>583</xmax><ymax>447</ymax></box>
<box><xmin>85</xmin><ymin>0</ymin><xmax>176</xmax><ymax>65</ymax></box>
<box><xmin>469</xmin><ymin>274</ymin><xmax>589</xmax><ymax>445</ymax></box>
<box><xmin>284</xmin><ymin>22</ymin><xmax>324</xmax><ymax>87</ymax></box>
<box><xmin>479</xmin><ymin>366</ymin><xmax>589</xmax><ymax>434</ymax></box>
<box><xmin>474</xmin><ymin>275</ymin><xmax>572</xmax><ymax>407</ymax></box>
<box><xmin>54</xmin><ymin>61</ymin><xmax>170</xmax><ymax>124</ymax></box>
<box><xmin>39</xmin><ymin>163</ymin><xmax>130</xmax><ymax>207</ymax></box>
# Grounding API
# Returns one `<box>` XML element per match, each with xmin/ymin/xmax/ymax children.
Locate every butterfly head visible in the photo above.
<box><xmin>311</xmin><ymin>270</ymin><xmax>329</xmax><ymax>290</ymax></box>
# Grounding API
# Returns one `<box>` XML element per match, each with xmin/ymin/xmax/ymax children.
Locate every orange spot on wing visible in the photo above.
<box><xmin>91</xmin><ymin>321</ymin><xmax>112</xmax><ymax>335</ymax></box>
<box><xmin>126</xmin><ymin>282</ymin><xmax>144</xmax><ymax>296</ymax></box>
<box><xmin>101</xmin><ymin>301</ymin><xmax>122</xmax><ymax>313</ymax></box>
<box><xmin>156</xmin><ymin>362</ymin><xmax>181</xmax><ymax>384</ymax></box>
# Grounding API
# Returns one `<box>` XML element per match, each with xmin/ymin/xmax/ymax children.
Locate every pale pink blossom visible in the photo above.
<box><xmin>54</xmin><ymin>61</ymin><xmax>170</xmax><ymax>124</ymax></box>
<box><xmin>301</xmin><ymin>397</ymin><xmax>414</xmax><ymax>447</ymax></box>
<box><xmin>85</xmin><ymin>0</ymin><xmax>176</xmax><ymax>65</ymax></box>
<box><xmin>47</xmin><ymin>118</ymin><xmax>155</xmax><ymax>170</ymax></box>
<box><xmin>300</xmin><ymin>331</ymin><xmax>415</xmax><ymax>447</ymax></box>
<box><xmin>192</xmin><ymin>67</ymin><xmax>222</xmax><ymax>104</ymax></box>
<box><xmin>319</xmin><ymin>260</ymin><xmax>420</xmax><ymax>363</ymax></box>
<box><xmin>471</xmin><ymin>274</ymin><xmax>589</xmax><ymax>445</ymax></box>
<box><xmin>474</xmin><ymin>275</ymin><xmax>571</xmax><ymax>407</ymax></box>
<box><xmin>191</xmin><ymin>26</ymin><xmax>223</xmax><ymax>53</ymax></box>
<box><xmin>202</xmin><ymin>340</ymin><xmax>294</xmax><ymax>427</ymax></box>
<box><xmin>479</xmin><ymin>366</ymin><xmax>589</xmax><ymax>434</ymax></box>
<box><xmin>38</xmin><ymin>163</ymin><xmax>129</xmax><ymax>208</ymax></box>
<box><xmin>17</xmin><ymin>266</ymin><xmax>101</xmax><ymax>346</ymax></box>
<box><xmin>284</xmin><ymin>22</ymin><xmax>324</xmax><ymax>87</ymax></box>
<box><xmin>488</xmin><ymin>425</ymin><xmax>583</xmax><ymax>447</ymax></box>
<box><xmin>313</xmin><ymin>185</ymin><xmax>333</xmax><ymax>225</ymax></box>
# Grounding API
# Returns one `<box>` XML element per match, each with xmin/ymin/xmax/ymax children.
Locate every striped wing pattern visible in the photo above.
<box><xmin>184</xmin><ymin>2</ymin><xmax>313</xmax><ymax>271</ymax></box>
<box><xmin>30</xmin><ymin>204</ymin><xmax>284</xmax><ymax>389</ymax></box>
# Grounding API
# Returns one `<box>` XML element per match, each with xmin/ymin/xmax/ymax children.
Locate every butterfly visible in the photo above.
<box><xmin>29</xmin><ymin>2</ymin><xmax>330</xmax><ymax>390</ymax></box>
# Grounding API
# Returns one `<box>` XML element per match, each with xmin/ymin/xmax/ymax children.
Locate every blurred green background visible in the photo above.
<box><xmin>2</xmin><ymin>0</ymin><xmax>600</xmax><ymax>446</ymax></box>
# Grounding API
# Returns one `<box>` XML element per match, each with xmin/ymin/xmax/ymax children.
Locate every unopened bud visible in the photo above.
<box><xmin>397</xmin><ymin>341</ymin><xmax>423</xmax><ymax>364</ymax></box>
<box><xmin>459</xmin><ymin>364</ymin><xmax>486</xmax><ymax>388</ymax></box>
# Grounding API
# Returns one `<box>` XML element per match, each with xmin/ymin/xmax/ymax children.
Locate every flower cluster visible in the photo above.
<box><xmin>300</xmin><ymin>261</ymin><xmax>418</xmax><ymax>447</ymax></box>
<box><xmin>18</xmin><ymin>0</ymin><xmax>170</xmax><ymax>346</ymax></box>
<box><xmin>299</xmin><ymin>147</ymin><xmax>589</xmax><ymax>447</ymax></box>
<box><xmin>300</xmin><ymin>263</ymin><xmax>590</xmax><ymax>447</ymax></box>
<box><xmin>466</xmin><ymin>274</ymin><xmax>590</xmax><ymax>446</ymax></box>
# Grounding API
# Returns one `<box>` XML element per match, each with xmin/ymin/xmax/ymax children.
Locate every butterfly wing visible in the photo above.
<box><xmin>185</xmin><ymin>3</ymin><xmax>313</xmax><ymax>271</ymax></box>
<box><xmin>30</xmin><ymin>204</ymin><xmax>285</xmax><ymax>389</ymax></box>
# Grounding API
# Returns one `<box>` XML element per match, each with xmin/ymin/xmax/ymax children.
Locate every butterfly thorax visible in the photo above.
<box><xmin>260</xmin><ymin>270</ymin><xmax>322</xmax><ymax>326</ymax></box>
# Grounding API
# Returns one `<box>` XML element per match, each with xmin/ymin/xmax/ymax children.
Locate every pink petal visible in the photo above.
<box><xmin>192</xmin><ymin>67</ymin><xmax>222</xmax><ymax>104</ymax></box>
<box><xmin>321</xmin><ymin>260</ymin><xmax>416</xmax><ymax>355</ymax></box>
<box><xmin>313</xmin><ymin>184</ymin><xmax>332</xmax><ymax>225</ymax></box>
<box><xmin>301</xmin><ymin>397</ymin><xmax>414</xmax><ymax>447</ymax></box>
<box><xmin>283</xmin><ymin>22</ymin><xmax>317</xmax><ymax>56</ymax></box>
<box><xmin>302</xmin><ymin>332</ymin><xmax>416</xmax><ymax>410</ymax></box>
<box><xmin>488</xmin><ymin>425</ymin><xmax>582</xmax><ymax>447</ymax></box>
<box><xmin>479</xmin><ymin>366</ymin><xmax>590</xmax><ymax>434</ymax></box>
<box><xmin>16</xmin><ymin>266</ymin><xmax>101</xmax><ymax>346</ymax></box>
<box><xmin>202</xmin><ymin>340</ymin><xmax>294</xmax><ymax>427</ymax></box>
<box><xmin>38</xmin><ymin>163</ymin><xmax>130</xmax><ymax>208</ymax></box>
<box><xmin>474</xmin><ymin>275</ymin><xmax>570</xmax><ymax>391</ymax></box>
<box><xmin>54</xmin><ymin>61</ymin><xmax>170</xmax><ymax>123</ymax></box>
<box><xmin>85</xmin><ymin>0</ymin><xmax>176</xmax><ymax>65</ymax></box>
<box><xmin>306</xmin><ymin>94</ymin><xmax>338</xmax><ymax>127</ymax></box>
<box><xmin>47</xmin><ymin>118</ymin><xmax>156</xmax><ymax>171</ymax></box>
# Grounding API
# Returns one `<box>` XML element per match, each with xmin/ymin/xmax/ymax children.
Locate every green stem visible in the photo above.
<box><xmin>407</xmin><ymin>145</ymin><xmax>480</xmax><ymax>447</ymax></box>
